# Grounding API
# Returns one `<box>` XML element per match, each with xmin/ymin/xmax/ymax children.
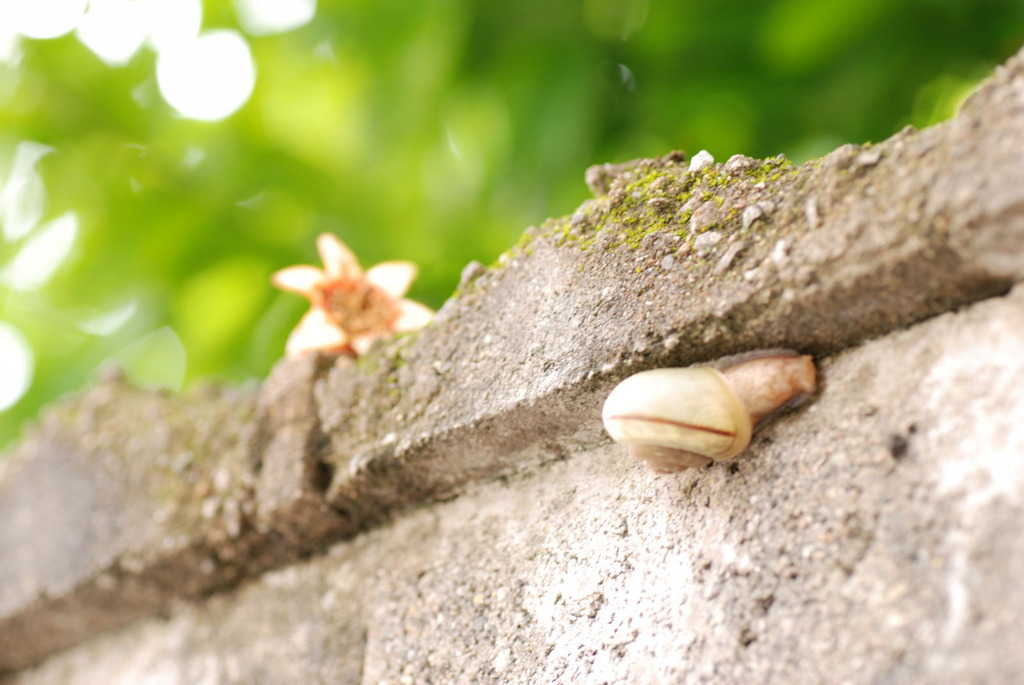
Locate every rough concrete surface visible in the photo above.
<box><xmin>8</xmin><ymin>284</ymin><xmax>1024</xmax><ymax>684</ymax></box>
<box><xmin>0</xmin><ymin>381</ymin><xmax>260</xmax><ymax>670</ymax></box>
<box><xmin>3</xmin><ymin>43</ymin><xmax>1024</xmax><ymax>682</ymax></box>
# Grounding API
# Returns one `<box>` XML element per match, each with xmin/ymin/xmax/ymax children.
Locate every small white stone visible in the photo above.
<box><xmin>724</xmin><ymin>154</ymin><xmax>757</xmax><ymax>172</ymax></box>
<box><xmin>805</xmin><ymin>196</ymin><xmax>821</xmax><ymax>228</ymax></box>
<box><xmin>222</xmin><ymin>499</ymin><xmax>242</xmax><ymax>538</ymax></box>
<box><xmin>688</xmin><ymin>149</ymin><xmax>715</xmax><ymax>173</ymax></box>
<box><xmin>213</xmin><ymin>467</ymin><xmax>231</xmax><ymax>494</ymax></box>
<box><xmin>201</xmin><ymin>497</ymin><xmax>220</xmax><ymax>519</ymax></box>
<box><xmin>713</xmin><ymin>241</ymin><xmax>745</xmax><ymax>275</ymax></box>
<box><xmin>855</xmin><ymin>148</ymin><xmax>882</xmax><ymax>166</ymax></box>
<box><xmin>493</xmin><ymin>648</ymin><xmax>513</xmax><ymax>672</ymax></box>
<box><xmin>741</xmin><ymin>204</ymin><xmax>764</xmax><ymax>230</ymax></box>
<box><xmin>772</xmin><ymin>239</ymin><xmax>790</xmax><ymax>267</ymax></box>
<box><xmin>458</xmin><ymin>260</ymin><xmax>485</xmax><ymax>288</ymax></box>
<box><xmin>693</xmin><ymin>230</ymin><xmax>724</xmax><ymax>254</ymax></box>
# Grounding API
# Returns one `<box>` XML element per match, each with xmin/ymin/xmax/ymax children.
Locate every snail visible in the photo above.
<box><xmin>601</xmin><ymin>350</ymin><xmax>817</xmax><ymax>473</ymax></box>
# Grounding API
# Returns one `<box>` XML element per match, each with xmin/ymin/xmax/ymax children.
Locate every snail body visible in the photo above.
<box><xmin>601</xmin><ymin>350</ymin><xmax>816</xmax><ymax>473</ymax></box>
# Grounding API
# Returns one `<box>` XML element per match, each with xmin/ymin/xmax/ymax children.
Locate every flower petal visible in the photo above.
<box><xmin>366</xmin><ymin>261</ymin><xmax>418</xmax><ymax>298</ymax></box>
<box><xmin>271</xmin><ymin>265</ymin><xmax>324</xmax><ymax>296</ymax></box>
<box><xmin>317</xmin><ymin>233</ymin><xmax>362</xmax><ymax>281</ymax></box>
<box><xmin>285</xmin><ymin>308</ymin><xmax>349</xmax><ymax>356</ymax></box>
<box><xmin>393</xmin><ymin>299</ymin><xmax>434</xmax><ymax>332</ymax></box>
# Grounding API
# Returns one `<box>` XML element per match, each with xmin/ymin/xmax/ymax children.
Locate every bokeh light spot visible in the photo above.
<box><xmin>79</xmin><ymin>300</ymin><xmax>138</xmax><ymax>336</ymax></box>
<box><xmin>0</xmin><ymin>141</ymin><xmax>52</xmax><ymax>241</ymax></box>
<box><xmin>0</xmin><ymin>12</ymin><xmax>21</xmax><ymax>65</ymax></box>
<box><xmin>147</xmin><ymin>0</ymin><xmax>202</xmax><ymax>53</ymax></box>
<box><xmin>2</xmin><ymin>212</ymin><xmax>78</xmax><ymax>290</ymax></box>
<box><xmin>0</xmin><ymin>323</ymin><xmax>33</xmax><ymax>412</ymax></box>
<box><xmin>156</xmin><ymin>30</ymin><xmax>255</xmax><ymax>121</ymax></box>
<box><xmin>76</xmin><ymin>0</ymin><xmax>150</xmax><ymax>66</ymax></box>
<box><xmin>234</xmin><ymin>0</ymin><xmax>316</xmax><ymax>36</ymax></box>
<box><xmin>9</xmin><ymin>0</ymin><xmax>87</xmax><ymax>40</ymax></box>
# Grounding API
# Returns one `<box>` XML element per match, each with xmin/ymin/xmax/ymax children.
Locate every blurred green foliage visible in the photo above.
<box><xmin>0</xmin><ymin>0</ymin><xmax>1022</xmax><ymax>452</ymax></box>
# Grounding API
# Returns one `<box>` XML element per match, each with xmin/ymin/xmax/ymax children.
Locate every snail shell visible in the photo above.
<box><xmin>601</xmin><ymin>350</ymin><xmax>816</xmax><ymax>473</ymax></box>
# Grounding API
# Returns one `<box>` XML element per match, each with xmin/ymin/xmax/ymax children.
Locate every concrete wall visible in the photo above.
<box><xmin>4</xmin><ymin>47</ymin><xmax>1024</xmax><ymax>684</ymax></box>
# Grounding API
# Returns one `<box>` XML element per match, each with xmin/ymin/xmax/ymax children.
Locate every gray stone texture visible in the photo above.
<box><xmin>8</xmin><ymin>285</ymin><xmax>1024</xmax><ymax>684</ymax></box>
<box><xmin>0</xmin><ymin>379</ymin><xmax>260</xmax><ymax>670</ymax></box>
<box><xmin>4</xmin><ymin>44</ymin><xmax>1024</xmax><ymax>684</ymax></box>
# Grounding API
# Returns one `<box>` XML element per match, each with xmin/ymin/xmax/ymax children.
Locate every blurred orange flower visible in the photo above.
<box><xmin>272</xmin><ymin>233</ymin><xmax>434</xmax><ymax>357</ymax></box>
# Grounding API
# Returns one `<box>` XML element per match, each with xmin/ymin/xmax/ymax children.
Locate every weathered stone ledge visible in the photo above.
<box><xmin>3</xmin><ymin>46</ymin><xmax>1024</xmax><ymax>674</ymax></box>
<box><xmin>10</xmin><ymin>282</ymin><xmax>1024</xmax><ymax>683</ymax></box>
<box><xmin>316</xmin><ymin>45</ymin><xmax>1024</xmax><ymax>523</ymax></box>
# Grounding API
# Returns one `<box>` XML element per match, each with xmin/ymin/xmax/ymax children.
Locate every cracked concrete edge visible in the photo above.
<box><xmin>250</xmin><ymin>353</ymin><xmax>349</xmax><ymax>549</ymax></box>
<box><xmin>2</xmin><ymin>44</ymin><xmax>1024</xmax><ymax>673</ymax></box>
